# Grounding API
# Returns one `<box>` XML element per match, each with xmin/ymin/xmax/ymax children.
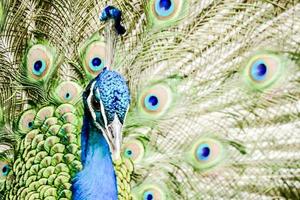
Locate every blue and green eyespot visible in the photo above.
<box><xmin>143</xmin><ymin>191</ymin><xmax>154</xmax><ymax>200</ymax></box>
<box><xmin>26</xmin><ymin>44</ymin><xmax>55</xmax><ymax>81</ymax></box>
<box><xmin>18</xmin><ymin>109</ymin><xmax>36</xmax><ymax>133</ymax></box>
<box><xmin>250</xmin><ymin>60</ymin><xmax>267</xmax><ymax>81</ymax></box>
<box><xmin>122</xmin><ymin>139</ymin><xmax>145</xmax><ymax>162</ymax></box>
<box><xmin>140</xmin><ymin>185</ymin><xmax>166</xmax><ymax>200</ymax></box>
<box><xmin>2</xmin><ymin>164</ymin><xmax>10</xmax><ymax>176</ymax></box>
<box><xmin>144</xmin><ymin>94</ymin><xmax>160</xmax><ymax>111</ymax></box>
<box><xmin>27</xmin><ymin>121</ymin><xmax>34</xmax><ymax>129</ymax></box>
<box><xmin>187</xmin><ymin>138</ymin><xmax>225</xmax><ymax>170</ymax></box>
<box><xmin>147</xmin><ymin>0</ymin><xmax>187</xmax><ymax>28</ymax></box>
<box><xmin>65</xmin><ymin>92</ymin><xmax>72</xmax><ymax>100</ymax></box>
<box><xmin>89</xmin><ymin>56</ymin><xmax>104</xmax><ymax>72</ymax></box>
<box><xmin>139</xmin><ymin>84</ymin><xmax>172</xmax><ymax>117</ymax></box>
<box><xmin>155</xmin><ymin>0</ymin><xmax>175</xmax><ymax>17</ymax></box>
<box><xmin>196</xmin><ymin>143</ymin><xmax>211</xmax><ymax>161</ymax></box>
<box><xmin>132</xmin><ymin>184</ymin><xmax>166</xmax><ymax>200</ymax></box>
<box><xmin>243</xmin><ymin>53</ymin><xmax>285</xmax><ymax>91</ymax></box>
<box><xmin>83</xmin><ymin>41</ymin><xmax>106</xmax><ymax>78</ymax></box>
<box><xmin>55</xmin><ymin>81</ymin><xmax>83</xmax><ymax>104</ymax></box>
<box><xmin>124</xmin><ymin>148</ymin><xmax>134</xmax><ymax>159</ymax></box>
<box><xmin>32</xmin><ymin>59</ymin><xmax>46</xmax><ymax>76</ymax></box>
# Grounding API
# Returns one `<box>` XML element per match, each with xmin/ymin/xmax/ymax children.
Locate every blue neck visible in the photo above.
<box><xmin>72</xmin><ymin>115</ymin><xmax>118</xmax><ymax>200</ymax></box>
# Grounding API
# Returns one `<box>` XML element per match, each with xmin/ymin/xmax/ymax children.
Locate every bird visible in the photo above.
<box><xmin>0</xmin><ymin>0</ymin><xmax>299</xmax><ymax>200</ymax></box>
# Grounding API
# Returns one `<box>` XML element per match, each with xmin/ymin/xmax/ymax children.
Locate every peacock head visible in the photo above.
<box><xmin>83</xmin><ymin>67</ymin><xmax>130</xmax><ymax>160</ymax></box>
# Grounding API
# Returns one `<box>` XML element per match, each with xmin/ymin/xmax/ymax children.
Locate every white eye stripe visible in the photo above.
<box><xmin>87</xmin><ymin>81</ymin><xmax>108</xmax><ymax>128</ymax></box>
<box><xmin>95</xmin><ymin>87</ymin><xmax>101</xmax><ymax>100</ymax></box>
<box><xmin>99</xmin><ymin>97</ymin><xmax>108</xmax><ymax>128</ymax></box>
<box><xmin>87</xmin><ymin>81</ymin><xmax>97</xmax><ymax>121</ymax></box>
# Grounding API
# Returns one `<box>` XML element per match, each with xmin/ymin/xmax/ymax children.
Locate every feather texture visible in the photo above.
<box><xmin>0</xmin><ymin>0</ymin><xmax>299</xmax><ymax>199</ymax></box>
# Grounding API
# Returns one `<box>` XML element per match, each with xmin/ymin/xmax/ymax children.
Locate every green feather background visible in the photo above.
<box><xmin>0</xmin><ymin>0</ymin><xmax>299</xmax><ymax>199</ymax></box>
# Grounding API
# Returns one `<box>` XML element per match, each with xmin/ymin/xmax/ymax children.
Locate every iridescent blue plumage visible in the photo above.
<box><xmin>93</xmin><ymin>67</ymin><xmax>130</xmax><ymax>123</ymax></box>
<box><xmin>72</xmin><ymin>68</ymin><xmax>130</xmax><ymax>200</ymax></box>
<box><xmin>100</xmin><ymin>6</ymin><xmax>126</xmax><ymax>35</ymax></box>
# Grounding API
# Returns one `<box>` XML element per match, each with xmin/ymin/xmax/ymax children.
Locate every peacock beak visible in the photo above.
<box><xmin>86</xmin><ymin>80</ymin><xmax>124</xmax><ymax>161</ymax></box>
<box><xmin>102</xmin><ymin>115</ymin><xmax>123</xmax><ymax>161</ymax></box>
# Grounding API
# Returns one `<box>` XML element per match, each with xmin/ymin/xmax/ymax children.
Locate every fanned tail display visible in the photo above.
<box><xmin>0</xmin><ymin>0</ymin><xmax>299</xmax><ymax>200</ymax></box>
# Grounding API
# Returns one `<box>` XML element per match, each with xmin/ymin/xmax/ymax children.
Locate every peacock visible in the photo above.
<box><xmin>0</xmin><ymin>0</ymin><xmax>300</xmax><ymax>199</ymax></box>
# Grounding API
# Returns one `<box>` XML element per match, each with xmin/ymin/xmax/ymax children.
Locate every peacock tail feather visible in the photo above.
<box><xmin>0</xmin><ymin>0</ymin><xmax>299</xmax><ymax>199</ymax></box>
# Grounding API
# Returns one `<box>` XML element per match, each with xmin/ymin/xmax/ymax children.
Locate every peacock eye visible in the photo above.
<box><xmin>1</xmin><ymin>164</ymin><xmax>10</xmax><ymax>176</ymax></box>
<box><xmin>132</xmin><ymin>183</ymin><xmax>168</xmax><ymax>200</ymax></box>
<box><xmin>196</xmin><ymin>144</ymin><xmax>211</xmax><ymax>161</ymax></box>
<box><xmin>154</xmin><ymin>0</ymin><xmax>175</xmax><ymax>18</ymax></box>
<box><xmin>124</xmin><ymin>148</ymin><xmax>133</xmax><ymax>158</ymax></box>
<box><xmin>122</xmin><ymin>139</ymin><xmax>145</xmax><ymax>162</ymax></box>
<box><xmin>187</xmin><ymin>138</ymin><xmax>225</xmax><ymax>170</ymax></box>
<box><xmin>32</xmin><ymin>60</ymin><xmax>46</xmax><ymax>76</ymax></box>
<box><xmin>139</xmin><ymin>84</ymin><xmax>172</xmax><ymax>117</ymax></box>
<box><xmin>83</xmin><ymin>41</ymin><xmax>106</xmax><ymax>78</ymax></box>
<box><xmin>26</xmin><ymin>44</ymin><xmax>55</xmax><ymax>81</ymax></box>
<box><xmin>89</xmin><ymin>57</ymin><xmax>104</xmax><ymax>72</ymax></box>
<box><xmin>243</xmin><ymin>53</ymin><xmax>285</xmax><ymax>90</ymax></box>
<box><xmin>55</xmin><ymin>81</ymin><xmax>82</xmax><ymax>104</ymax></box>
<box><xmin>141</xmin><ymin>186</ymin><xmax>165</xmax><ymax>200</ymax></box>
<box><xmin>144</xmin><ymin>94</ymin><xmax>160</xmax><ymax>111</ymax></box>
<box><xmin>143</xmin><ymin>191</ymin><xmax>154</xmax><ymax>200</ymax></box>
<box><xmin>18</xmin><ymin>109</ymin><xmax>36</xmax><ymax>133</ymax></box>
<box><xmin>250</xmin><ymin>61</ymin><xmax>267</xmax><ymax>81</ymax></box>
<box><xmin>147</xmin><ymin>0</ymin><xmax>187</xmax><ymax>28</ymax></box>
<box><xmin>133</xmin><ymin>183</ymin><xmax>168</xmax><ymax>200</ymax></box>
<box><xmin>91</xmin><ymin>96</ymin><xmax>101</xmax><ymax>111</ymax></box>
